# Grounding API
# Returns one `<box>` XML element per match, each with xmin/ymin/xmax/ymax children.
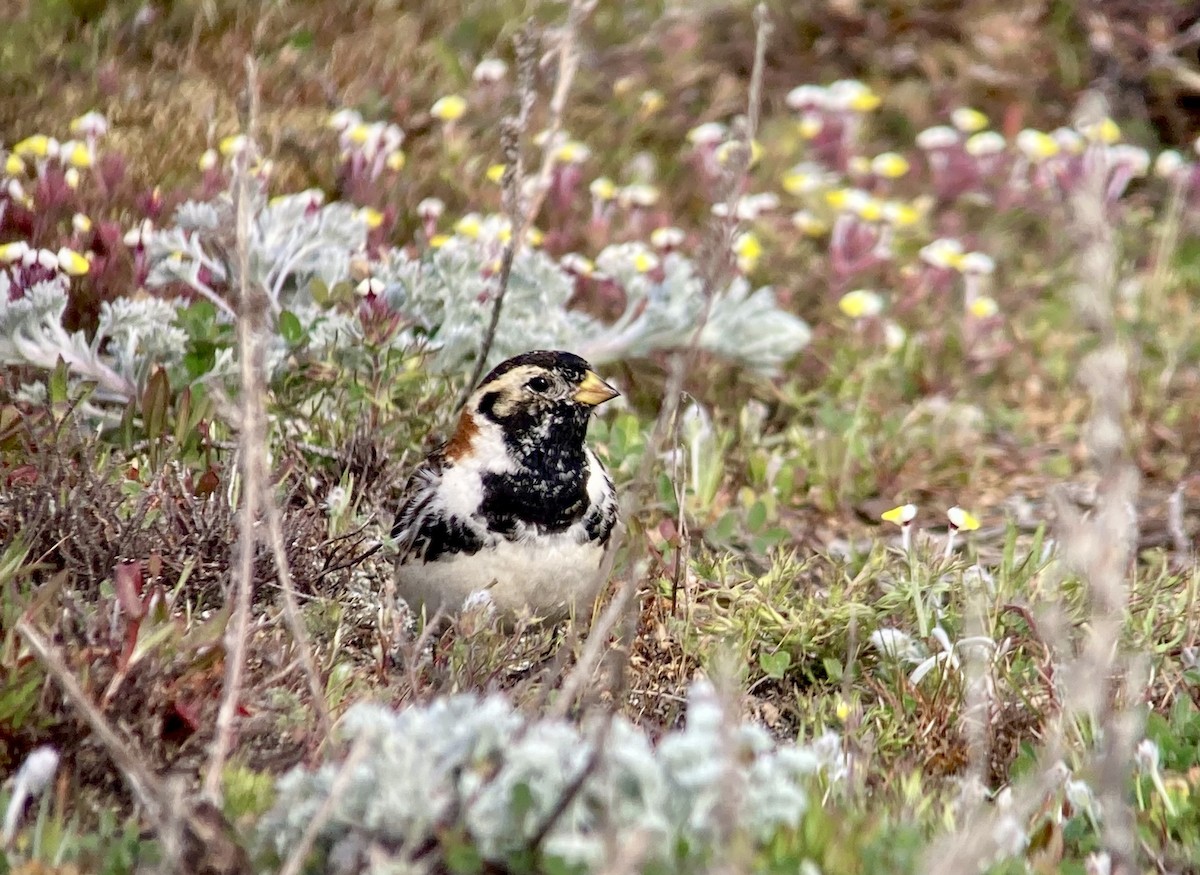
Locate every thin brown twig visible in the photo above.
<box><xmin>204</xmin><ymin>57</ymin><xmax>265</xmax><ymax>804</ymax></box>
<box><xmin>458</xmin><ymin>2</ymin><xmax>592</xmax><ymax>407</ymax></box>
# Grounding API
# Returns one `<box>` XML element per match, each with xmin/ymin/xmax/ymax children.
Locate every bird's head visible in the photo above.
<box><xmin>455</xmin><ymin>350</ymin><xmax>619</xmax><ymax>461</ymax></box>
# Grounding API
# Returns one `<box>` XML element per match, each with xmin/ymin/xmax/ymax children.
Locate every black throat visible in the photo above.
<box><xmin>477</xmin><ymin>399</ymin><xmax>593</xmax><ymax>536</ymax></box>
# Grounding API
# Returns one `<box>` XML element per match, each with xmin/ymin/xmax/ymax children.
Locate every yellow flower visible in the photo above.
<box><xmin>5</xmin><ymin>154</ymin><xmax>26</xmax><ymax>176</ymax></box>
<box><xmin>431</xmin><ymin>94</ymin><xmax>467</xmax><ymax>122</ymax></box>
<box><xmin>839</xmin><ymin>289</ymin><xmax>883</xmax><ymax>319</ymax></box>
<box><xmin>526</xmin><ymin>227</ymin><xmax>544</xmax><ymax>247</ymax></box>
<box><xmin>947</xmin><ymin>506</ymin><xmax>980</xmax><ymax>531</ymax></box>
<box><xmin>218</xmin><ymin>134</ymin><xmax>248</xmax><ymax>157</ymax></box>
<box><xmin>1079</xmin><ymin>116</ymin><xmax>1120</xmax><ymax>145</ymax></box>
<box><xmin>483</xmin><ymin>164</ymin><xmax>505</xmax><ymax>184</ymax></box>
<box><xmin>968</xmin><ymin>297</ymin><xmax>999</xmax><ymax>319</ymax></box>
<box><xmin>555</xmin><ymin>141</ymin><xmax>591</xmax><ymax>163</ymax></box>
<box><xmin>632</xmin><ymin>249</ymin><xmax>659</xmax><ymax>273</ymax></box>
<box><xmin>13</xmin><ymin>135</ymin><xmax>54</xmax><ymax>159</ymax></box>
<box><xmin>835</xmin><ymin>699</ymin><xmax>851</xmax><ymax>722</ymax></box>
<box><xmin>72</xmin><ymin>213</ymin><xmax>92</xmax><ymax>233</ymax></box>
<box><xmin>0</xmin><ymin>241</ymin><xmax>29</xmax><ymax>262</ymax></box>
<box><xmin>1015</xmin><ymin>129</ymin><xmax>1059</xmax><ymax>161</ymax></box>
<box><xmin>733</xmin><ymin>232</ymin><xmax>762</xmax><ymax>272</ymax></box>
<box><xmin>639</xmin><ymin>89</ymin><xmax>665</xmax><ymax>117</ymax></box>
<box><xmin>829</xmin><ymin>79</ymin><xmax>880</xmax><ymax>112</ymax></box>
<box><xmin>790</xmin><ymin>210</ymin><xmax>828</xmax><ymax>237</ymax></box>
<box><xmin>61</xmin><ymin>141</ymin><xmax>92</xmax><ymax>168</ymax></box>
<box><xmin>589</xmin><ymin>176</ymin><xmax>616</xmax><ymax>201</ymax></box>
<box><xmin>881</xmin><ymin>201</ymin><xmax>920</xmax><ymax>228</ymax></box>
<box><xmin>782</xmin><ymin>163</ymin><xmax>826</xmax><ymax>195</ymax></box>
<box><xmin>951</xmin><ymin>107</ymin><xmax>989</xmax><ymax>133</ymax></box>
<box><xmin>57</xmin><ymin>247</ymin><xmax>90</xmax><ymax>276</ymax></box>
<box><xmin>920</xmin><ymin>238</ymin><xmax>965</xmax><ymax>270</ymax></box>
<box><xmin>882</xmin><ymin>504</ymin><xmax>917</xmax><ymax>525</ymax></box>
<box><xmin>454</xmin><ymin>213</ymin><xmax>482</xmax><ymax>239</ymax></box>
<box><xmin>355</xmin><ymin>207</ymin><xmax>384</xmax><ymax>230</ymax></box>
<box><xmin>385</xmin><ymin>150</ymin><xmax>406</xmax><ymax>172</ymax></box>
<box><xmin>871</xmin><ymin>152</ymin><xmax>909</xmax><ymax>179</ymax></box>
<box><xmin>964</xmin><ymin>132</ymin><xmax>1005</xmax><ymax>156</ymax></box>
<box><xmin>715</xmin><ymin>138</ymin><xmax>762</xmax><ymax>168</ymax></box>
<box><xmin>429</xmin><ymin>233</ymin><xmax>451</xmax><ymax>248</ymax></box>
<box><xmin>847</xmin><ymin>155</ymin><xmax>871</xmax><ymax>177</ymax></box>
<box><xmin>797</xmin><ymin>114</ymin><xmax>823</xmax><ymax>140</ymax></box>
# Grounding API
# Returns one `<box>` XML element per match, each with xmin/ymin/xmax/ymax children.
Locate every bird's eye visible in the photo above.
<box><xmin>526</xmin><ymin>375</ymin><xmax>551</xmax><ymax>393</ymax></box>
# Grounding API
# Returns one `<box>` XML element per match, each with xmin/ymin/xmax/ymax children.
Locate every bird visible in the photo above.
<box><xmin>391</xmin><ymin>350</ymin><xmax>620</xmax><ymax>624</ymax></box>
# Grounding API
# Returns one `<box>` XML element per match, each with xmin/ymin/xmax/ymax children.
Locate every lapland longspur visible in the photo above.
<box><xmin>392</xmin><ymin>350</ymin><xmax>620</xmax><ymax>623</ymax></box>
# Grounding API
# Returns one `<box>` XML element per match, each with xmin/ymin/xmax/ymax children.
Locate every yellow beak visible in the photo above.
<box><xmin>573</xmin><ymin>370</ymin><xmax>620</xmax><ymax>406</ymax></box>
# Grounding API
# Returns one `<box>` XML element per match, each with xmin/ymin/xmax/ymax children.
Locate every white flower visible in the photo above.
<box><xmin>687</xmin><ymin>121</ymin><xmax>728</xmax><ymax>145</ymax></box>
<box><xmin>869</xmin><ymin>627</ymin><xmax>921</xmax><ymax>661</ymax></box>
<box><xmin>916</xmin><ymin>125</ymin><xmax>959</xmax><ymax>150</ymax></box>
<box><xmin>786</xmin><ymin>84</ymin><xmax>828</xmax><ymax>110</ymax></box>
<box><xmin>472</xmin><ymin>57</ymin><xmax>508</xmax><ymax>84</ymax></box>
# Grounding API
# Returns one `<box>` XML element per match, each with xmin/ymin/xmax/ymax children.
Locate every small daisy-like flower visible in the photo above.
<box><xmin>687</xmin><ymin>121</ymin><xmax>728</xmax><ymax>146</ymax></box>
<box><xmin>60</xmin><ymin>140</ymin><xmax>92</xmax><ymax>168</ymax></box>
<box><xmin>619</xmin><ymin>183</ymin><xmax>660</xmax><ymax>208</ymax></box>
<box><xmin>589</xmin><ymin>176</ymin><xmax>617</xmax><ymax>201</ymax></box>
<box><xmin>881</xmin><ymin>200</ymin><xmax>921</xmax><ymax>228</ymax></box>
<box><xmin>947</xmin><ymin>506</ymin><xmax>980</xmax><ymax>531</ymax></box>
<box><xmin>72</xmin><ymin>212</ymin><xmax>92</xmax><ymax>233</ymax></box>
<box><xmin>969</xmin><ymin>296</ymin><xmax>999</xmax><ymax>319</ymax></box>
<box><xmin>847</xmin><ymin>155</ymin><xmax>872</xmax><ymax>177</ymax></box>
<box><xmin>525</xmin><ymin>227</ymin><xmax>545</xmax><ymax>247</ymax></box>
<box><xmin>650</xmin><ymin>226</ymin><xmax>685</xmax><ymax>249</ymax></box>
<box><xmin>733</xmin><ymin>231</ymin><xmax>762</xmax><ymax>272</ymax></box>
<box><xmin>4</xmin><ymin>153</ymin><xmax>25</xmax><ymax>175</ymax></box>
<box><xmin>786</xmin><ymin>84</ymin><xmax>828</xmax><ymax>110</ymax></box>
<box><xmin>69</xmin><ymin>111</ymin><xmax>109</xmax><ymax>139</ymax></box>
<box><xmin>639</xmin><ymin>89</ymin><xmax>665</xmax><ymax>116</ymax></box>
<box><xmin>386</xmin><ymin>150</ymin><xmax>406</xmax><ymax>172</ymax></box>
<box><xmin>219</xmin><ymin>134</ymin><xmax>248</xmax><ymax>157</ymax></box>
<box><xmin>35</xmin><ymin>249</ymin><xmax>59</xmax><ymax>271</ymax></box>
<box><xmin>782</xmin><ymin>161</ymin><xmax>830</xmax><ymax>195</ymax></box>
<box><xmin>64</xmin><ymin>167</ymin><xmax>81</xmax><ymax>189</ymax></box>
<box><xmin>882</xmin><ymin>503</ymin><xmax>917</xmax><ymax>525</ymax></box>
<box><xmin>355</xmin><ymin>277</ymin><xmax>385</xmax><ymax>297</ymax></box>
<box><xmin>198</xmin><ymin>149</ymin><xmax>219</xmax><ymax>171</ymax></box>
<box><xmin>328</xmin><ymin>108</ymin><xmax>362</xmax><ymax>131</ymax></box>
<box><xmin>1051</xmin><ymin>127</ymin><xmax>1085</xmax><ymax>155</ymax></box>
<box><xmin>1015</xmin><ymin>129</ymin><xmax>1059</xmax><ymax>161</ymax></box>
<box><xmin>715</xmin><ymin>138</ymin><xmax>762</xmax><ymax>168</ymax></box>
<box><xmin>1109</xmin><ymin>144</ymin><xmax>1150</xmax><ymax>177</ymax></box>
<box><xmin>431</xmin><ymin>94</ymin><xmax>468</xmax><ymax>122</ymax></box>
<box><xmin>632</xmin><ymin>249</ymin><xmax>659</xmax><ymax>273</ymax></box>
<box><xmin>791</xmin><ymin>210</ymin><xmax>829</xmax><ymax>237</ymax></box>
<box><xmin>958</xmin><ymin>251</ymin><xmax>995</xmax><ymax>275</ymax></box>
<box><xmin>839</xmin><ymin>289</ymin><xmax>884</xmax><ymax>318</ymax></box>
<box><xmin>916</xmin><ymin>125</ymin><xmax>959</xmax><ymax>151</ymax></box>
<box><xmin>1154</xmin><ymin>149</ymin><xmax>1186</xmax><ymax>179</ymax></box>
<box><xmin>560</xmin><ymin>253</ymin><xmax>595</xmax><ymax>276</ymax></box>
<box><xmin>123</xmin><ymin>219</ymin><xmax>154</xmax><ymax>248</ymax></box>
<box><xmin>964</xmin><ymin>131</ymin><xmax>1006</xmax><ymax>156</ymax></box>
<box><xmin>472</xmin><ymin>57</ymin><xmax>508</xmax><ymax>84</ymax></box>
<box><xmin>0</xmin><ymin>241</ymin><xmax>29</xmax><ymax>263</ymax></box>
<box><xmin>13</xmin><ymin>135</ymin><xmax>57</xmax><ymax>159</ymax></box>
<box><xmin>1078</xmin><ymin>116</ymin><xmax>1120</xmax><ymax>145</ymax></box>
<box><xmin>871</xmin><ymin>152</ymin><xmax>910</xmax><ymax>178</ymax></box>
<box><xmin>55</xmin><ymin>247</ymin><xmax>89</xmax><ymax>277</ymax></box>
<box><xmin>835</xmin><ymin>699</ymin><xmax>851</xmax><ymax>722</ymax></box>
<box><xmin>417</xmin><ymin>197</ymin><xmax>445</xmax><ymax>220</ymax></box>
<box><xmin>796</xmin><ymin>113</ymin><xmax>824</xmax><ymax>140</ymax></box>
<box><xmin>951</xmin><ymin>107</ymin><xmax>989</xmax><ymax>133</ymax></box>
<box><xmin>555</xmin><ymin>140</ymin><xmax>591</xmax><ymax>163</ymax></box>
<box><xmin>919</xmin><ymin>237</ymin><xmax>965</xmax><ymax>270</ymax></box>
<box><xmin>454</xmin><ymin>213</ymin><xmax>483</xmax><ymax>238</ymax></box>
<box><xmin>355</xmin><ymin>207</ymin><xmax>384</xmax><ymax>230</ymax></box>
<box><xmin>429</xmin><ymin>233</ymin><xmax>451</xmax><ymax>248</ymax></box>
<box><xmin>883</xmin><ymin>320</ymin><xmax>907</xmax><ymax>351</ymax></box>
<box><xmin>828</xmin><ymin>79</ymin><xmax>880</xmax><ymax>112</ymax></box>
<box><xmin>485</xmin><ymin>163</ymin><xmax>506</xmax><ymax>184</ymax></box>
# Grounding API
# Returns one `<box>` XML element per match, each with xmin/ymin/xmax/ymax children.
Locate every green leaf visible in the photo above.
<box><xmin>759</xmin><ymin>649</ymin><xmax>791</xmax><ymax>679</ymax></box>
<box><xmin>141</xmin><ymin>367</ymin><xmax>170</xmax><ymax>442</ymax></box>
<box><xmin>278</xmin><ymin>309</ymin><xmax>304</xmax><ymax>346</ymax></box>
<box><xmin>746</xmin><ymin>499</ymin><xmax>768</xmax><ymax>533</ymax></box>
<box><xmin>49</xmin><ymin>355</ymin><xmax>69</xmax><ymax>404</ymax></box>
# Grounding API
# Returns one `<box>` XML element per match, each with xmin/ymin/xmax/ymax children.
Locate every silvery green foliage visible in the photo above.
<box><xmin>374</xmin><ymin>235</ymin><xmax>593</xmax><ymax>373</ymax></box>
<box><xmin>376</xmin><ymin>237</ymin><xmax>811</xmax><ymax>376</ymax></box>
<box><xmin>0</xmin><ymin>272</ymin><xmax>140</xmax><ymax>399</ymax></box>
<box><xmin>582</xmin><ymin>245</ymin><xmax>812</xmax><ymax>375</ymax></box>
<box><xmin>147</xmin><ymin>189</ymin><xmax>368</xmax><ymax>312</ymax></box>
<box><xmin>260</xmin><ymin>681</ymin><xmax>843</xmax><ymax>874</ymax></box>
